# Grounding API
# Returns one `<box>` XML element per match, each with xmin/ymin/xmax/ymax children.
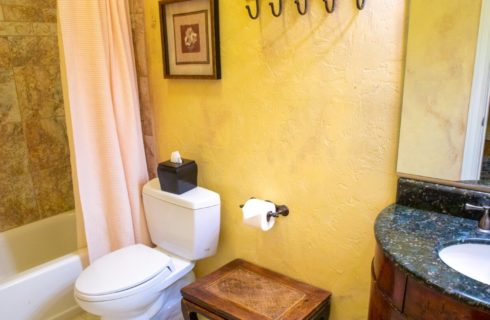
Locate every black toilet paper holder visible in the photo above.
<box><xmin>266</xmin><ymin>204</ymin><xmax>289</xmax><ymax>222</ymax></box>
<box><xmin>239</xmin><ymin>198</ymin><xmax>290</xmax><ymax>222</ymax></box>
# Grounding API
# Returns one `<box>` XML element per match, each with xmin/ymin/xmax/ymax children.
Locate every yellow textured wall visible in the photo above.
<box><xmin>397</xmin><ymin>0</ymin><xmax>482</xmax><ymax>181</ymax></box>
<box><xmin>145</xmin><ymin>1</ymin><xmax>406</xmax><ymax>319</ymax></box>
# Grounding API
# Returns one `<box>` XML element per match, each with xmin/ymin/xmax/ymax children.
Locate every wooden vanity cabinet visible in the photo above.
<box><xmin>369</xmin><ymin>244</ymin><xmax>490</xmax><ymax>320</ymax></box>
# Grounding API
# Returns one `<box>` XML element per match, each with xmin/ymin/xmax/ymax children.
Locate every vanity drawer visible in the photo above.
<box><xmin>373</xmin><ymin>245</ymin><xmax>407</xmax><ymax>312</ymax></box>
<box><xmin>369</xmin><ymin>278</ymin><xmax>406</xmax><ymax>320</ymax></box>
<box><xmin>404</xmin><ymin>277</ymin><xmax>490</xmax><ymax>320</ymax></box>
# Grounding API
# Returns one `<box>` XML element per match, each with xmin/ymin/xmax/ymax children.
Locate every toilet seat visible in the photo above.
<box><xmin>75</xmin><ymin>244</ymin><xmax>174</xmax><ymax>302</ymax></box>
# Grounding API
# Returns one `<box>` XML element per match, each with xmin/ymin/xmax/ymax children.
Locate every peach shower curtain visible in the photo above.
<box><xmin>58</xmin><ymin>0</ymin><xmax>151</xmax><ymax>261</ymax></box>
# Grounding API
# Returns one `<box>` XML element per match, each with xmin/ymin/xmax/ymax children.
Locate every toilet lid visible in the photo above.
<box><xmin>76</xmin><ymin>244</ymin><xmax>173</xmax><ymax>296</ymax></box>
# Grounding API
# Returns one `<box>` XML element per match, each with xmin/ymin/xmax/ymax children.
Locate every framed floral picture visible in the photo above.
<box><xmin>159</xmin><ymin>0</ymin><xmax>221</xmax><ymax>79</ymax></box>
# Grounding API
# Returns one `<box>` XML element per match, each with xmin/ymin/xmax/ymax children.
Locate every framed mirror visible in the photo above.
<box><xmin>397</xmin><ymin>0</ymin><xmax>490</xmax><ymax>191</ymax></box>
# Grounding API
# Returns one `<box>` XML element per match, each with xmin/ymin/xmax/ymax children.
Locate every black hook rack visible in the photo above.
<box><xmin>246</xmin><ymin>0</ymin><xmax>260</xmax><ymax>19</ymax></box>
<box><xmin>356</xmin><ymin>0</ymin><xmax>366</xmax><ymax>10</ymax></box>
<box><xmin>294</xmin><ymin>0</ymin><xmax>308</xmax><ymax>15</ymax></box>
<box><xmin>269</xmin><ymin>0</ymin><xmax>283</xmax><ymax>17</ymax></box>
<box><xmin>323</xmin><ymin>0</ymin><xmax>335</xmax><ymax>13</ymax></box>
<box><xmin>244</xmin><ymin>0</ymin><xmax>365</xmax><ymax>19</ymax></box>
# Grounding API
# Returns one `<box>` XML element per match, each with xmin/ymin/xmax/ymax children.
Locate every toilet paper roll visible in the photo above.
<box><xmin>242</xmin><ymin>198</ymin><xmax>276</xmax><ymax>231</ymax></box>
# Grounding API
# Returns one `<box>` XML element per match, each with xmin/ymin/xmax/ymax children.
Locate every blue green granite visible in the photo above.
<box><xmin>375</xmin><ymin>204</ymin><xmax>490</xmax><ymax>310</ymax></box>
<box><xmin>397</xmin><ymin>178</ymin><xmax>490</xmax><ymax>220</ymax></box>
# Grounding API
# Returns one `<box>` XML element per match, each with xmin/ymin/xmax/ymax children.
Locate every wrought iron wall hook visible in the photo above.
<box><xmin>246</xmin><ymin>0</ymin><xmax>260</xmax><ymax>19</ymax></box>
<box><xmin>268</xmin><ymin>0</ymin><xmax>282</xmax><ymax>17</ymax></box>
<box><xmin>323</xmin><ymin>0</ymin><xmax>335</xmax><ymax>13</ymax></box>
<box><xmin>294</xmin><ymin>0</ymin><xmax>307</xmax><ymax>15</ymax></box>
<box><xmin>356</xmin><ymin>0</ymin><xmax>366</xmax><ymax>10</ymax></box>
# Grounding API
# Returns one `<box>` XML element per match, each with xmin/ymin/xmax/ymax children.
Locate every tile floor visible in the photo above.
<box><xmin>71</xmin><ymin>312</ymin><xmax>207</xmax><ymax>320</ymax></box>
<box><xmin>71</xmin><ymin>312</ymin><xmax>100</xmax><ymax>320</ymax></box>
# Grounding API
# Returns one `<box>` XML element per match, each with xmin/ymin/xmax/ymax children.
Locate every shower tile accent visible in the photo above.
<box><xmin>0</xmin><ymin>122</ymin><xmax>29</xmax><ymax>176</ymax></box>
<box><xmin>41</xmin><ymin>8</ymin><xmax>55</xmax><ymax>22</ymax></box>
<box><xmin>0</xmin><ymin>70</ymin><xmax>20</xmax><ymax>123</ymax></box>
<box><xmin>0</xmin><ymin>0</ymin><xmax>73</xmax><ymax>232</ymax></box>
<box><xmin>138</xmin><ymin>76</ymin><xmax>153</xmax><ymax>136</ymax></box>
<box><xmin>0</xmin><ymin>0</ymin><xmax>35</xmax><ymax>5</ymax></box>
<box><xmin>0</xmin><ymin>1</ymin><xmax>56</xmax><ymax>9</ymax></box>
<box><xmin>14</xmin><ymin>64</ymin><xmax>64</xmax><ymax>119</ymax></box>
<box><xmin>32</xmin><ymin>165</ymin><xmax>74</xmax><ymax>218</ymax></box>
<box><xmin>2</xmin><ymin>5</ymin><xmax>45</xmax><ymax>21</ymax></box>
<box><xmin>131</xmin><ymin>13</ymin><xmax>147</xmax><ymax>77</ymax></box>
<box><xmin>130</xmin><ymin>0</ymin><xmax>144</xmax><ymax>14</ymax></box>
<box><xmin>9</xmin><ymin>36</ymin><xmax>59</xmax><ymax>66</ymax></box>
<box><xmin>130</xmin><ymin>1</ymin><xmax>157</xmax><ymax>179</ymax></box>
<box><xmin>32</xmin><ymin>21</ymin><xmax>56</xmax><ymax>35</ymax></box>
<box><xmin>24</xmin><ymin>117</ymin><xmax>70</xmax><ymax>170</ymax></box>
<box><xmin>0</xmin><ymin>22</ymin><xmax>33</xmax><ymax>35</ymax></box>
<box><xmin>0</xmin><ymin>37</ymin><xmax>10</xmax><ymax>67</ymax></box>
<box><xmin>0</xmin><ymin>171</ymin><xmax>38</xmax><ymax>229</ymax></box>
<box><xmin>143</xmin><ymin>135</ymin><xmax>157</xmax><ymax>176</ymax></box>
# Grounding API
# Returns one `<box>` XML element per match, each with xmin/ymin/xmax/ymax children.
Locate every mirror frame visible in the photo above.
<box><xmin>461</xmin><ymin>0</ymin><xmax>490</xmax><ymax>180</ymax></box>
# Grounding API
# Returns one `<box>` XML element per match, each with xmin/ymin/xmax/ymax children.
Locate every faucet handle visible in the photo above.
<box><xmin>465</xmin><ymin>203</ymin><xmax>490</xmax><ymax>213</ymax></box>
<box><xmin>465</xmin><ymin>203</ymin><xmax>490</xmax><ymax>233</ymax></box>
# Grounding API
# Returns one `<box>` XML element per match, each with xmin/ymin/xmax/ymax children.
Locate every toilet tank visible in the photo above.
<box><xmin>142</xmin><ymin>179</ymin><xmax>220</xmax><ymax>261</ymax></box>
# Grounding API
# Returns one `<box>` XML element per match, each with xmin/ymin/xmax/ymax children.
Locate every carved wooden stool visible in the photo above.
<box><xmin>181</xmin><ymin>259</ymin><xmax>332</xmax><ymax>320</ymax></box>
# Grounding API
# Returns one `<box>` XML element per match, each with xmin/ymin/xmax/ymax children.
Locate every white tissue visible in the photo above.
<box><xmin>242</xmin><ymin>198</ymin><xmax>276</xmax><ymax>231</ymax></box>
<box><xmin>170</xmin><ymin>151</ymin><xmax>183</xmax><ymax>164</ymax></box>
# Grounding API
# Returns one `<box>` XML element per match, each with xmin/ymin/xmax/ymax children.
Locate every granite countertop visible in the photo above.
<box><xmin>375</xmin><ymin>204</ymin><xmax>490</xmax><ymax>310</ymax></box>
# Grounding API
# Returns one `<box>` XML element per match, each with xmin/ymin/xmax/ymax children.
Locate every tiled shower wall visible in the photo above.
<box><xmin>0</xmin><ymin>0</ymin><xmax>74</xmax><ymax>232</ymax></box>
<box><xmin>130</xmin><ymin>0</ymin><xmax>157</xmax><ymax>179</ymax></box>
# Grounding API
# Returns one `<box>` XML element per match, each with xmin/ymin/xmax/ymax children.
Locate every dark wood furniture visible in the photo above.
<box><xmin>369</xmin><ymin>244</ymin><xmax>490</xmax><ymax>320</ymax></box>
<box><xmin>181</xmin><ymin>259</ymin><xmax>332</xmax><ymax>320</ymax></box>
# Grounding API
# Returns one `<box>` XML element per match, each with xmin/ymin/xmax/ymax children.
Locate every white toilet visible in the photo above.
<box><xmin>74</xmin><ymin>178</ymin><xmax>220</xmax><ymax>320</ymax></box>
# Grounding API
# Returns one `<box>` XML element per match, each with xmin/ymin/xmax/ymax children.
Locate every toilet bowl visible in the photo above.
<box><xmin>74</xmin><ymin>179</ymin><xmax>220</xmax><ymax>320</ymax></box>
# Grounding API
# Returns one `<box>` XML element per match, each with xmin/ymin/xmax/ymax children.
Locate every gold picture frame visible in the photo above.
<box><xmin>159</xmin><ymin>0</ymin><xmax>221</xmax><ymax>79</ymax></box>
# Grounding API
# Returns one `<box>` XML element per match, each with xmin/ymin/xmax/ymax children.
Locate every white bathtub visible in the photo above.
<box><xmin>0</xmin><ymin>211</ymin><xmax>88</xmax><ymax>320</ymax></box>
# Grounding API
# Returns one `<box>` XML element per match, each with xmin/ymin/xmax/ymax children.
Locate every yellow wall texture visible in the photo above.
<box><xmin>144</xmin><ymin>1</ymin><xmax>406</xmax><ymax>319</ymax></box>
<box><xmin>397</xmin><ymin>0</ymin><xmax>482</xmax><ymax>181</ymax></box>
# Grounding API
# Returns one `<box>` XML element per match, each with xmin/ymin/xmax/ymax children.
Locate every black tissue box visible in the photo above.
<box><xmin>157</xmin><ymin>159</ymin><xmax>197</xmax><ymax>194</ymax></box>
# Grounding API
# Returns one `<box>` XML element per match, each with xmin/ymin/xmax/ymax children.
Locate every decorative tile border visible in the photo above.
<box><xmin>130</xmin><ymin>1</ymin><xmax>157</xmax><ymax>179</ymax></box>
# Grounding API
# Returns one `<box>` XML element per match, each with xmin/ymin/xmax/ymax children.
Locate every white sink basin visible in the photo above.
<box><xmin>439</xmin><ymin>243</ymin><xmax>490</xmax><ymax>286</ymax></box>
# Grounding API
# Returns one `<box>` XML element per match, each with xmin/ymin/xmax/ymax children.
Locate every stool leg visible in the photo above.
<box><xmin>181</xmin><ymin>298</ymin><xmax>228</xmax><ymax>320</ymax></box>
<box><xmin>181</xmin><ymin>299</ymin><xmax>199</xmax><ymax>320</ymax></box>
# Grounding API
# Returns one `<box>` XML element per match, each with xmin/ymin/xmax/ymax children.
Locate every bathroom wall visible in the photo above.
<box><xmin>397</xmin><ymin>0</ymin><xmax>482</xmax><ymax>181</ymax></box>
<box><xmin>0</xmin><ymin>0</ymin><xmax>73</xmax><ymax>232</ymax></box>
<box><xmin>144</xmin><ymin>1</ymin><xmax>406</xmax><ymax>319</ymax></box>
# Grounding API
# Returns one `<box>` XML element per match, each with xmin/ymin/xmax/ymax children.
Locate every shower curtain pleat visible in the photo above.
<box><xmin>58</xmin><ymin>0</ymin><xmax>151</xmax><ymax>262</ymax></box>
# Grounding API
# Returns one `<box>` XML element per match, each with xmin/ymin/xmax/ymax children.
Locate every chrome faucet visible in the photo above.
<box><xmin>465</xmin><ymin>203</ymin><xmax>490</xmax><ymax>233</ymax></box>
